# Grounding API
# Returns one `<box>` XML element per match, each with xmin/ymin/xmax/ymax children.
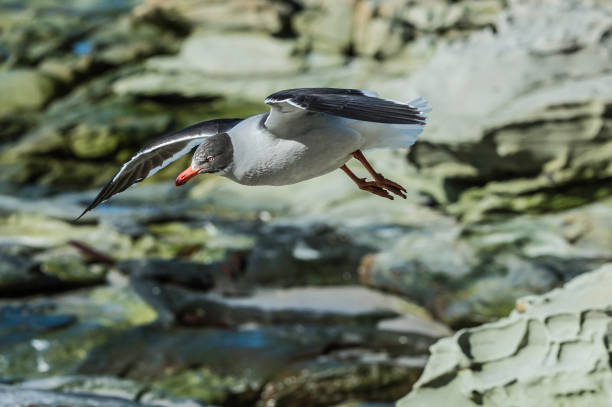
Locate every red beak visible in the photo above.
<box><xmin>175</xmin><ymin>167</ymin><xmax>200</xmax><ymax>186</ymax></box>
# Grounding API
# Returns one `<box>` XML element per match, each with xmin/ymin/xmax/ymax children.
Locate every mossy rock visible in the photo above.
<box><xmin>152</xmin><ymin>367</ymin><xmax>259</xmax><ymax>405</ymax></box>
<box><xmin>0</xmin><ymin>70</ymin><xmax>57</xmax><ymax>116</ymax></box>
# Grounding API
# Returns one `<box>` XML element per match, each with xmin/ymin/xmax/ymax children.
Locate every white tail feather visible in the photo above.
<box><xmin>347</xmin><ymin>97</ymin><xmax>430</xmax><ymax>149</ymax></box>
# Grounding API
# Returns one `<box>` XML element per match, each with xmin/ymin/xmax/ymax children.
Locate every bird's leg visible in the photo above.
<box><xmin>340</xmin><ymin>165</ymin><xmax>394</xmax><ymax>200</ymax></box>
<box><xmin>351</xmin><ymin>150</ymin><xmax>407</xmax><ymax>199</ymax></box>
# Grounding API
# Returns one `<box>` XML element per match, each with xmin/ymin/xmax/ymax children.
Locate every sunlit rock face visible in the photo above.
<box><xmin>381</xmin><ymin>0</ymin><xmax>612</xmax><ymax>221</ymax></box>
<box><xmin>398</xmin><ymin>264</ymin><xmax>612</xmax><ymax>407</ymax></box>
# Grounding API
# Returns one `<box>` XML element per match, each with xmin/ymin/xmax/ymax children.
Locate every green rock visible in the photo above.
<box><xmin>35</xmin><ymin>246</ymin><xmax>106</xmax><ymax>285</ymax></box>
<box><xmin>68</xmin><ymin>124</ymin><xmax>120</xmax><ymax>159</ymax></box>
<box><xmin>153</xmin><ymin>367</ymin><xmax>256</xmax><ymax>405</ymax></box>
<box><xmin>0</xmin><ymin>70</ymin><xmax>56</xmax><ymax>116</ymax></box>
<box><xmin>0</xmin><ymin>214</ymin><xmax>133</xmax><ymax>256</ymax></box>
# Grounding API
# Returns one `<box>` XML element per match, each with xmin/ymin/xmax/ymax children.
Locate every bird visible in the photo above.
<box><xmin>75</xmin><ymin>88</ymin><xmax>430</xmax><ymax>221</ymax></box>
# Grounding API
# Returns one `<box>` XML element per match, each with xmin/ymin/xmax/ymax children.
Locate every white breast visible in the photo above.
<box><xmin>222</xmin><ymin>113</ymin><xmax>364</xmax><ymax>186</ymax></box>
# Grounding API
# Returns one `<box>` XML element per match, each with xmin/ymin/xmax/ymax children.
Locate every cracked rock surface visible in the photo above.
<box><xmin>398</xmin><ymin>263</ymin><xmax>612</xmax><ymax>407</ymax></box>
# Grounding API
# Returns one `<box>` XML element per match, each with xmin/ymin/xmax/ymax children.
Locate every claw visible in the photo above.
<box><xmin>381</xmin><ymin>183</ymin><xmax>407</xmax><ymax>199</ymax></box>
<box><xmin>376</xmin><ymin>174</ymin><xmax>407</xmax><ymax>193</ymax></box>
<box><xmin>340</xmin><ymin>162</ymin><xmax>406</xmax><ymax>201</ymax></box>
<box><xmin>359</xmin><ymin>182</ymin><xmax>394</xmax><ymax>200</ymax></box>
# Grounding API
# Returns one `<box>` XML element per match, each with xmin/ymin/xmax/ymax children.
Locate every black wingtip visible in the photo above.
<box><xmin>74</xmin><ymin>201</ymin><xmax>97</xmax><ymax>223</ymax></box>
<box><xmin>73</xmin><ymin>209</ymin><xmax>88</xmax><ymax>223</ymax></box>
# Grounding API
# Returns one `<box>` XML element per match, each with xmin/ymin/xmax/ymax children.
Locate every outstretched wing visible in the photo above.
<box><xmin>264</xmin><ymin>88</ymin><xmax>427</xmax><ymax>133</ymax></box>
<box><xmin>75</xmin><ymin>118</ymin><xmax>242</xmax><ymax>221</ymax></box>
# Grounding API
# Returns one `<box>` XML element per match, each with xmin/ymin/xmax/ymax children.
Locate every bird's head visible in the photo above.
<box><xmin>175</xmin><ymin>133</ymin><xmax>234</xmax><ymax>186</ymax></box>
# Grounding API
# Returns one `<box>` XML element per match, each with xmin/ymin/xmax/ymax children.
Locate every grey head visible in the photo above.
<box><xmin>175</xmin><ymin>132</ymin><xmax>234</xmax><ymax>186</ymax></box>
<box><xmin>192</xmin><ymin>132</ymin><xmax>234</xmax><ymax>173</ymax></box>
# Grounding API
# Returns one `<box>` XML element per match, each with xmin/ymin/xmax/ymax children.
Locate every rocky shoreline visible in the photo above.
<box><xmin>1</xmin><ymin>0</ymin><xmax>611</xmax><ymax>406</ymax></box>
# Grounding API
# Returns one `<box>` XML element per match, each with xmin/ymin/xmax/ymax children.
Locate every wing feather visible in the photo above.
<box><xmin>75</xmin><ymin>118</ymin><xmax>242</xmax><ymax>220</ymax></box>
<box><xmin>264</xmin><ymin>88</ymin><xmax>426</xmax><ymax>134</ymax></box>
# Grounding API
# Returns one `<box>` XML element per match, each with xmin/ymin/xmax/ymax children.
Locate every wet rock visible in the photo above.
<box><xmin>18</xmin><ymin>375</ymin><xmax>210</xmax><ymax>407</ymax></box>
<box><xmin>77</xmin><ymin>325</ymin><xmax>336</xmax><ymax>404</ymax></box>
<box><xmin>0</xmin><ymin>385</ymin><xmax>147</xmax><ymax>407</ymax></box>
<box><xmin>245</xmin><ymin>222</ymin><xmax>373</xmax><ymax>286</ymax></box>
<box><xmin>120</xmin><ymin>258</ymin><xmax>230</xmax><ymax>326</ymax></box>
<box><xmin>0</xmin><ymin>304</ymin><xmax>76</xmax><ymax>348</ymax></box>
<box><xmin>34</xmin><ymin>246</ymin><xmax>107</xmax><ymax>284</ymax></box>
<box><xmin>0</xmin><ymin>254</ymin><xmax>41</xmax><ymax>296</ymax></box>
<box><xmin>0</xmin><ymin>248</ymin><xmax>104</xmax><ymax>298</ymax></box>
<box><xmin>77</xmin><ymin>313</ymin><xmax>447</xmax><ymax>406</ymax></box>
<box><xmin>19</xmin><ymin>375</ymin><xmax>146</xmax><ymax>402</ymax></box>
<box><xmin>259</xmin><ymin>354</ymin><xmax>422</xmax><ymax>407</ymax></box>
<box><xmin>0</xmin><ymin>70</ymin><xmax>56</xmax><ymax>116</ymax></box>
<box><xmin>0</xmin><ymin>214</ymin><xmax>132</xmax><ymax>255</ymax></box>
<box><xmin>0</xmin><ymin>383</ymin><xmax>210</xmax><ymax>407</ymax></box>
<box><xmin>361</xmin><ymin>197</ymin><xmax>612</xmax><ymax>327</ymax></box>
<box><xmin>165</xmin><ymin>286</ymin><xmax>421</xmax><ymax>327</ymax></box>
<box><xmin>398</xmin><ymin>263</ymin><xmax>612</xmax><ymax>407</ymax></box>
<box><xmin>0</xmin><ymin>286</ymin><xmax>155</xmax><ymax>379</ymax></box>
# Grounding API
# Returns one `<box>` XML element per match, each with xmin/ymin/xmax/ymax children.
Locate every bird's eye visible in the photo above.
<box><xmin>206</xmin><ymin>156</ymin><xmax>215</xmax><ymax>162</ymax></box>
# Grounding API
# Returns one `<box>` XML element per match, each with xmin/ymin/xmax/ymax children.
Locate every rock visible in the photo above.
<box><xmin>375</xmin><ymin>0</ymin><xmax>612</xmax><ymax>220</ymax></box>
<box><xmin>68</xmin><ymin>123</ymin><xmax>121</xmax><ymax>159</ymax></box>
<box><xmin>120</xmin><ymin>257</ymin><xmax>233</xmax><ymax>326</ymax></box>
<box><xmin>398</xmin><ymin>263</ymin><xmax>612</xmax><ymax>407</ymax></box>
<box><xmin>134</xmin><ymin>0</ymin><xmax>291</xmax><ymax>35</ymax></box>
<box><xmin>0</xmin><ymin>385</ymin><xmax>150</xmax><ymax>407</ymax></box>
<box><xmin>150</xmin><ymin>31</ymin><xmax>303</xmax><ymax>76</ymax></box>
<box><xmin>352</xmin><ymin>1</ymin><xmax>407</xmax><ymax>58</ymax></box>
<box><xmin>0</xmin><ymin>213</ymin><xmax>132</xmax><ymax>254</ymax></box>
<box><xmin>0</xmin><ymin>254</ymin><xmax>41</xmax><ymax>296</ymax></box>
<box><xmin>17</xmin><ymin>375</ymin><xmax>210</xmax><ymax>407</ymax></box>
<box><xmin>0</xmin><ymin>247</ymin><xmax>105</xmax><ymax>297</ymax></box>
<box><xmin>0</xmin><ymin>303</ymin><xmax>76</xmax><ymax>347</ymax></box>
<box><xmin>0</xmin><ymin>287</ymin><xmax>156</xmax><ymax>379</ymax></box>
<box><xmin>245</xmin><ymin>222</ymin><xmax>374</xmax><ymax>286</ymax></box>
<box><xmin>76</xmin><ymin>325</ymin><xmax>337</xmax><ymax>404</ymax></box>
<box><xmin>0</xmin><ymin>382</ymin><xmax>210</xmax><ymax>407</ymax></box>
<box><xmin>18</xmin><ymin>375</ymin><xmax>146</xmax><ymax>402</ymax></box>
<box><xmin>294</xmin><ymin>0</ymin><xmax>356</xmax><ymax>54</ymax></box>
<box><xmin>77</xmin><ymin>312</ymin><xmax>447</xmax><ymax>406</ymax></box>
<box><xmin>0</xmin><ymin>70</ymin><xmax>56</xmax><ymax>116</ymax></box>
<box><xmin>401</xmin><ymin>0</ymin><xmax>503</xmax><ymax>34</ymax></box>
<box><xmin>361</xmin><ymin>196</ymin><xmax>612</xmax><ymax>327</ymax></box>
<box><xmin>259</xmin><ymin>354</ymin><xmax>422</xmax><ymax>407</ymax></box>
<box><xmin>113</xmin><ymin>54</ymin><xmax>373</xmax><ymax>103</ymax></box>
<box><xmin>0</xmin><ymin>71</ymin><xmax>175</xmax><ymax>188</ymax></box>
<box><xmin>160</xmin><ymin>286</ymin><xmax>432</xmax><ymax>327</ymax></box>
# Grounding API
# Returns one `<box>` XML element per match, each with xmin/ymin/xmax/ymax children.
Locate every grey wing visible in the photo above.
<box><xmin>264</xmin><ymin>88</ymin><xmax>427</xmax><ymax>134</ymax></box>
<box><xmin>75</xmin><ymin>118</ymin><xmax>242</xmax><ymax>221</ymax></box>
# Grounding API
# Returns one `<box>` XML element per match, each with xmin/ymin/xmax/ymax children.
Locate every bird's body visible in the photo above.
<box><xmin>76</xmin><ymin>88</ymin><xmax>430</xmax><ymax>220</ymax></box>
<box><xmin>223</xmin><ymin>112</ymin><xmax>362</xmax><ymax>186</ymax></box>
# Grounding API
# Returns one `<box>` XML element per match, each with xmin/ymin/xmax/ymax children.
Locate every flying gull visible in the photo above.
<box><xmin>76</xmin><ymin>88</ymin><xmax>430</xmax><ymax>220</ymax></box>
